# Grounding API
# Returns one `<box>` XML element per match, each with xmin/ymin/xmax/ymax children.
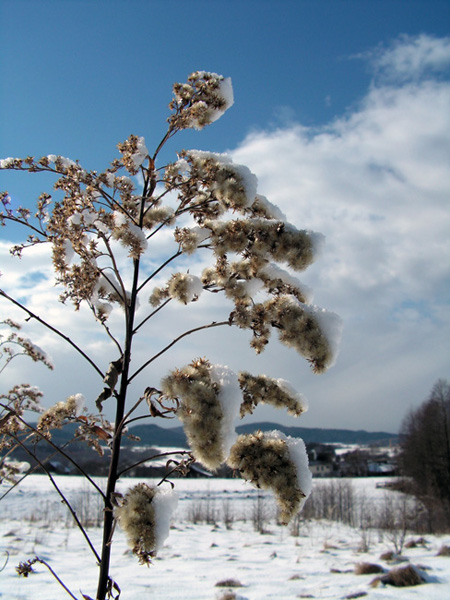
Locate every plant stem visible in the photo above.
<box><xmin>96</xmin><ymin>171</ymin><xmax>152</xmax><ymax>600</ymax></box>
<box><xmin>31</xmin><ymin>557</ymin><xmax>79</xmax><ymax>600</ymax></box>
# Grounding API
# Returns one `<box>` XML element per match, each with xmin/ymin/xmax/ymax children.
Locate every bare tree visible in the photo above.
<box><xmin>0</xmin><ymin>71</ymin><xmax>341</xmax><ymax>599</ymax></box>
<box><xmin>399</xmin><ymin>379</ymin><xmax>450</xmax><ymax>530</ymax></box>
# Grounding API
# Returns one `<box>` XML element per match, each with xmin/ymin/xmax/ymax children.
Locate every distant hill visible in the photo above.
<box><xmin>13</xmin><ymin>421</ymin><xmax>397</xmax><ymax>477</ymax></box>
<box><xmin>123</xmin><ymin>423</ymin><xmax>188</xmax><ymax>448</ymax></box>
<box><xmin>126</xmin><ymin>422</ymin><xmax>397</xmax><ymax>447</ymax></box>
<box><xmin>234</xmin><ymin>422</ymin><xmax>398</xmax><ymax>446</ymax></box>
<box><xmin>27</xmin><ymin>421</ymin><xmax>397</xmax><ymax>448</ymax></box>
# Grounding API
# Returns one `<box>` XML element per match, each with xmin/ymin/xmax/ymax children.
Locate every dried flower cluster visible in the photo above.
<box><xmin>37</xmin><ymin>393</ymin><xmax>85</xmax><ymax>433</ymax></box>
<box><xmin>161</xmin><ymin>358</ymin><xmax>230</xmax><ymax>470</ymax></box>
<box><xmin>229</xmin><ymin>294</ymin><xmax>338</xmax><ymax>369</ymax></box>
<box><xmin>114</xmin><ymin>483</ymin><xmax>158</xmax><ymax>564</ymax></box>
<box><xmin>161</xmin><ymin>358</ymin><xmax>312</xmax><ymax>522</ymax></box>
<box><xmin>157</xmin><ymin>272</ymin><xmax>203</xmax><ymax>305</ymax></box>
<box><xmin>0</xmin><ymin>387</ymin><xmax>29</xmax><ymax>456</ymax></box>
<box><xmin>238</xmin><ymin>371</ymin><xmax>308</xmax><ymax>417</ymax></box>
<box><xmin>115</xmin><ymin>484</ymin><xmax>178</xmax><ymax>564</ymax></box>
<box><xmin>169</xmin><ymin>71</ymin><xmax>234</xmax><ymax>130</ymax></box>
<box><xmin>227</xmin><ymin>430</ymin><xmax>310</xmax><ymax>524</ymax></box>
<box><xmin>116</xmin><ymin>134</ymin><xmax>148</xmax><ymax>175</ymax></box>
<box><xmin>0</xmin><ymin>458</ymin><xmax>29</xmax><ymax>484</ymax></box>
<box><xmin>166</xmin><ymin>150</ymin><xmax>257</xmax><ymax>213</ymax></box>
<box><xmin>0</xmin><ymin>70</ymin><xmax>340</xmax><ymax>374</ymax></box>
<box><xmin>0</xmin><ymin>320</ymin><xmax>50</xmax><ymax>464</ymax></box>
<box><xmin>0</xmin><ymin>383</ymin><xmax>44</xmax><ymax>417</ymax></box>
<box><xmin>0</xmin><ymin>319</ymin><xmax>54</xmax><ymax>372</ymax></box>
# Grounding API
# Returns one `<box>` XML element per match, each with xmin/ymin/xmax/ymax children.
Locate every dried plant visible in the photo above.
<box><xmin>0</xmin><ymin>70</ymin><xmax>341</xmax><ymax>599</ymax></box>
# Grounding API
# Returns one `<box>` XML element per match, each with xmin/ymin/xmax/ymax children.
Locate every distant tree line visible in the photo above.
<box><xmin>399</xmin><ymin>379</ymin><xmax>450</xmax><ymax>531</ymax></box>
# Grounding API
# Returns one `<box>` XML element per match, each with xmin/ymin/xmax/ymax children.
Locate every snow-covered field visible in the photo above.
<box><xmin>1</xmin><ymin>475</ymin><xmax>450</xmax><ymax>599</ymax></box>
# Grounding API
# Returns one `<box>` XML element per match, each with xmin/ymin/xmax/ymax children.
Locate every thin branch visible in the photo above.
<box><xmin>144</xmin><ymin>220</ymin><xmax>166</xmax><ymax>242</ymax></box>
<box><xmin>136</xmin><ymin>250</ymin><xmax>182</xmax><ymax>293</ymax></box>
<box><xmin>152</xmin><ymin>128</ymin><xmax>176</xmax><ymax>162</ymax></box>
<box><xmin>117</xmin><ymin>450</ymin><xmax>192</xmax><ymax>478</ymax></box>
<box><xmin>2</xmin><ymin>214</ymin><xmax>50</xmax><ymax>240</ymax></box>
<box><xmin>129</xmin><ymin>319</ymin><xmax>230</xmax><ymax>383</ymax></box>
<box><xmin>25</xmin><ymin>557</ymin><xmax>79</xmax><ymax>600</ymax></box>
<box><xmin>133</xmin><ymin>298</ymin><xmax>172</xmax><ymax>334</ymax></box>
<box><xmin>117</xmin><ymin>395</ymin><xmax>146</xmax><ymax>433</ymax></box>
<box><xmin>0</xmin><ymin>551</ymin><xmax>8</xmax><ymax>573</ymax></box>
<box><xmin>11</xmin><ymin>435</ymin><xmax>101</xmax><ymax>563</ymax></box>
<box><xmin>4</xmin><ymin>409</ymin><xmax>106</xmax><ymax>499</ymax></box>
<box><xmin>123</xmin><ymin>411</ymin><xmax>175</xmax><ymax>427</ymax></box>
<box><xmin>97</xmin><ymin>234</ymin><xmax>132</xmax><ymax>324</ymax></box>
<box><xmin>97</xmin><ymin>315</ymin><xmax>123</xmax><ymax>356</ymax></box>
<box><xmin>0</xmin><ymin>437</ymin><xmax>77</xmax><ymax>503</ymax></box>
<box><xmin>157</xmin><ymin>456</ymin><xmax>195</xmax><ymax>487</ymax></box>
<box><xmin>0</xmin><ymin>289</ymin><xmax>104</xmax><ymax>379</ymax></box>
<box><xmin>0</xmin><ymin>350</ymin><xmax>27</xmax><ymax>375</ymax></box>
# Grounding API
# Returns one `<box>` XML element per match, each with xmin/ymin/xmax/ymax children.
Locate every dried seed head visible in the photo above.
<box><xmin>169</xmin><ymin>72</ymin><xmax>233</xmax><ymax>130</ymax></box>
<box><xmin>115</xmin><ymin>484</ymin><xmax>178</xmax><ymax>564</ymax></box>
<box><xmin>162</xmin><ymin>359</ymin><xmax>241</xmax><ymax>470</ymax></box>
<box><xmin>227</xmin><ymin>430</ymin><xmax>311</xmax><ymax>524</ymax></box>
<box><xmin>238</xmin><ymin>372</ymin><xmax>308</xmax><ymax>418</ymax></box>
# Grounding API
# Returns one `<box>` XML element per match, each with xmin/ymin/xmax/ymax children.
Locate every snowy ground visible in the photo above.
<box><xmin>1</xmin><ymin>476</ymin><xmax>450</xmax><ymax>599</ymax></box>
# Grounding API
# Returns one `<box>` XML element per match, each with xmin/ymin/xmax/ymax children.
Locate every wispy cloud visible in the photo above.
<box><xmin>358</xmin><ymin>33</ymin><xmax>450</xmax><ymax>83</ymax></box>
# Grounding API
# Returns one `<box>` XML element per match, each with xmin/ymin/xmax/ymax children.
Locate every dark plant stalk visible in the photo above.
<box><xmin>95</xmin><ymin>170</ymin><xmax>153</xmax><ymax>600</ymax></box>
<box><xmin>95</xmin><ymin>273</ymin><xmax>138</xmax><ymax>600</ymax></box>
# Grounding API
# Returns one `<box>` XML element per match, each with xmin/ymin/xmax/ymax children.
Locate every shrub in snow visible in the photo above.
<box><xmin>0</xmin><ymin>70</ymin><xmax>340</xmax><ymax>599</ymax></box>
<box><xmin>437</xmin><ymin>545</ymin><xmax>450</xmax><ymax>556</ymax></box>
<box><xmin>371</xmin><ymin>564</ymin><xmax>425</xmax><ymax>587</ymax></box>
<box><xmin>354</xmin><ymin>562</ymin><xmax>384</xmax><ymax>575</ymax></box>
<box><xmin>215</xmin><ymin>578</ymin><xmax>244</xmax><ymax>588</ymax></box>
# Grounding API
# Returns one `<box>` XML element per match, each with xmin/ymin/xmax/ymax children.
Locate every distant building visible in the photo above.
<box><xmin>367</xmin><ymin>461</ymin><xmax>396</xmax><ymax>476</ymax></box>
<box><xmin>309</xmin><ymin>460</ymin><xmax>333</xmax><ymax>477</ymax></box>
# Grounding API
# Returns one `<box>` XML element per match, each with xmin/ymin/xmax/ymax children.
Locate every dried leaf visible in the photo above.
<box><xmin>95</xmin><ymin>387</ymin><xmax>112</xmax><ymax>412</ymax></box>
<box><xmin>90</xmin><ymin>425</ymin><xmax>111</xmax><ymax>441</ymax></box>
<box><xmin>147</xmin><ymin>397</ymin><xmax>164</xmax><ymax>417</ymax></box>
<box><xmin>103</xmin><ymin>358</ymin><xmax>123</xmax><ymax>390</ymax></box>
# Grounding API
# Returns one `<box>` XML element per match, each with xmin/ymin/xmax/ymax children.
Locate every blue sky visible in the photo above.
<box><xmin>1</xmin><ymin>1</ymin><xmax>450</xmax><ymax>433</ymax></box>
<box><xmin>2</xmin><ymin>1</ymin><xmax>449</xmax><ymax>169</ymax></box>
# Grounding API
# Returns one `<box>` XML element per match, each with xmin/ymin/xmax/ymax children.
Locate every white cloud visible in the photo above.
<box><xmin>362</xmin><ymin>34</ymin><xmax>450</xmax><ymax>82</ymax></box>
<box><xmin>230</xmin><ymin>35</ymin><xmax>450</xmax><ymax>431</ymax></box>
<box><xmin>1</xmin><ymin>35</ymin><xmax>449</xmax><ymax>433</ymax></box>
